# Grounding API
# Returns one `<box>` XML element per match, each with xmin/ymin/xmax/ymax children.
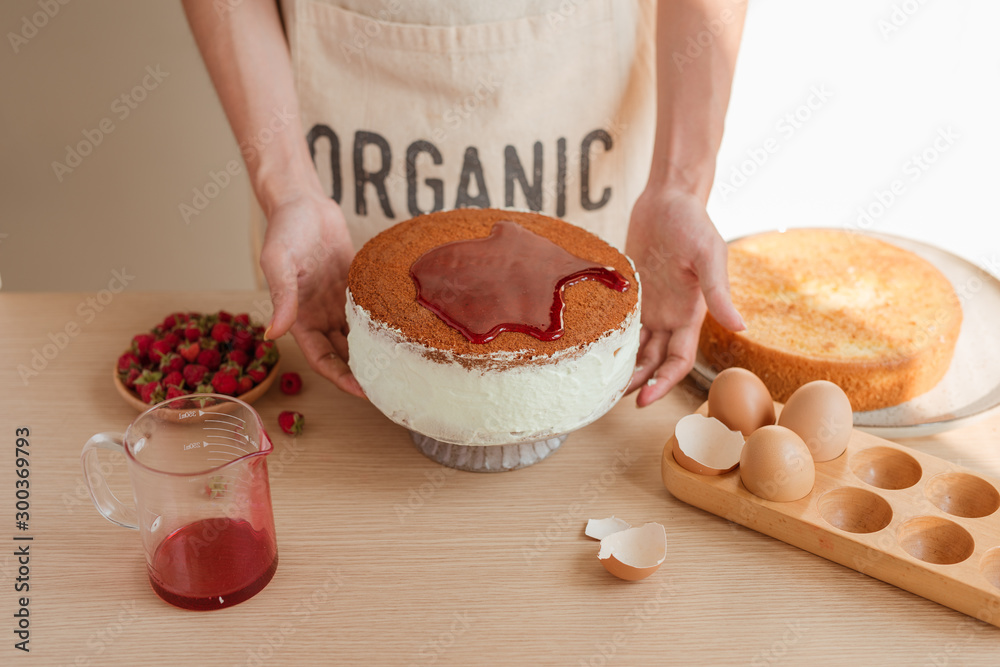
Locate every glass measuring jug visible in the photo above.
<box><xmin>82</xmin><ymin>394</ymin><xmax>278</xmax><ymax>610</ymax></box>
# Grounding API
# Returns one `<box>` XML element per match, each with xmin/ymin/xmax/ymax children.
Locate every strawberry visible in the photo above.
<box><xmin>211</xmin><ymin>322</ymin><xmax>233</xmax><ymax>344</ymax></box>
<box><xmin>238</xmin><ymin>375</ymin><xmax>254</xmax><ymax>394</ymax></box>
<box><xmin>211</xmin><ymin>371</ymin><xmax>239</xmax><ymax>396</ymax></box>
<box><xmin>197</xmin><ymin>348</ymin><xmax>222</xmax><ymax>371</ymax></box>
<box><xmin>280</xmin><ymin>372</ymin><xmax>302</xmax><ymax>395</ymax></box>
<box><xmin>183</xmin><ymin>324</ymin><xmax>202</xmax><ymax>342</ymax></box>
<box><xmin>196</xmin><ymin>382</ymin><xmax>213</xmax><ymax>394</ymax></box>
<box><xmin>159</xmin><ymin>352</ymin><xmax>185</xmax><ymax>375</ymax></box>
<box><xmin>255</xmin><ymin>340</ymin><xmax>279</xmax><ymax>365</ymax></box>
<box><xmin>178</xmin><ymin>341</ymin><xmax>200</xmax><ymax>363</ymax></box>
<box><xmin>148</xmin><ymin>339</ymin><xmax>173</xmax><ymax>364</ymax></box>
<box><xmin>162</xmin><ymin>332</ymin><xmax>181</xmax><ymax>350</ymax></box>
<box><xmin>162</xmin><ymin>313</ymin><xmax>188</xmax><ymax>330</ymax></box>
<box><xmin>133</xmin><ymin>369</ymin><xmax>162</xmax><ymax>387</ymax></box>
<box><xmin>117</xmin><ymin>352</ymin><xmax>140</xmax><ymax>373</ymax></box>
<box><xmin>123</xmin><ymin>367</ymin><xmax>142</xmax><ymax>389</ymax></box>
<box><xmin>245</xmin><ymin>362</ymin><xmax>268</xmax><ymax>384</ymax></box>
<box><xmin>219</xmin><ymin>360</ymin><xmax>243</xmax><ymax>375</ymax></box>
<box><xmin>227</xmin><ymin>349</ymin><xmax>250</xmax><ymax>368</ymax></box>
<box><xmin>232</xmin><ymin>328</ymin><xmax>255</xmax><ymax>352</ymax></box>
<box><xmin>183</xmin><ymin>364</ymin><xmax>208</xmax><ymax>386</ymax></box>
<box><xmin>278</xmin><ymin>411</ymin><xmax>304</xmax><ymax>435</ymax></box>
<box><xmin>218</xmin><ymin>310</ymin><xmax>233</xmax><ymax>323</ymax></box>
<box><xmin>234</xmin><ymin>313</ymin><xmax>250</xmax><ymax>326</ymax></box>
<box><xmin>139</xmin><ymin>381</ymin><xmax>165</xmax><ymax>404</ymax></box>
<box><xmin>165</xmin><ymin>385</ymin><xmax>187</xmax><ymax>400</ymax></box>
<box><xmin>131</xmin><ymin>333</ymin><xmax>155</xmax><ymax>359</ymax></box>
<box><xmin>163</xmin><ymin>371</ymin><xmax>184</xmax><ymax>388</ymax></box>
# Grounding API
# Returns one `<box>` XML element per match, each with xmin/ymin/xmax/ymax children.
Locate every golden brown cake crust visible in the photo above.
<box><xmin>348</xmin><ymin>209</ymin><xmax>638</xmax><ymax>358</ymax></box>
<box><xmin>699</xmin><ymin>229</ymin><xmax>962</xmax><ymax>411</ymax></box>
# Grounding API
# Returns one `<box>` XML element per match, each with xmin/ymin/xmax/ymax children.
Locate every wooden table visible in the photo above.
<box><xmin>2</xmin><ymin>292</ymin><xmax>999</xmax><ymax>666</ymax></box>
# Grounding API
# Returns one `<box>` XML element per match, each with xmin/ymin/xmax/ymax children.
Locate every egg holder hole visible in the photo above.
<box><xmin>849</xmin><ymin>446</ymin><xmax>922</xmax><ymax>490</ymax></box>
<box><xmin>817</xmin><ymin>487</ymin><xmax>893</xmax><ymax>534</ymax></box>
<box><xmin>924</xmin><ymin>473</ymin><xmax>1000</xmax><ymax>518</ymax></box>
<box><xmin>896</xmin><ymin>515</ymin><xmax>976</xmax><ymax>565</ymax></box>
<box><xmin>980</xmin><ymin>548</ymin><xmax>1000</xmax><ymax>590</ymax></box>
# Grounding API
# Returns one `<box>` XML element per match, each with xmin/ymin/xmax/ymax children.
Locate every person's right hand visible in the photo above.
<box><xmin>258</xmin><ymin>191</ymin><xmax>366</xmax><ymax>398</ymax></box>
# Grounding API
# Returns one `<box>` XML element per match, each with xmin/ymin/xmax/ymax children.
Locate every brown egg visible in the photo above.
<box><xmin>740</xmin><ymin>426</ymin><xmax>815</xmax><ymax>502</ymax></box>
<box><xmin>708</xmin><ymin>367</ymin><xmax>776</xmax><ymax>436</ymax></box>
<box><xmin>778</xmin><ymin>381</ymin><xmax>853</xmax><ymax>462</ymax></box>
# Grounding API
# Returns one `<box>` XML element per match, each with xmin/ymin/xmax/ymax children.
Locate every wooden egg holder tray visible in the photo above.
<box><xmin>662</xmin><ymin>402</ymin><xmax>1000</xmax><ymax>627</ymax></box>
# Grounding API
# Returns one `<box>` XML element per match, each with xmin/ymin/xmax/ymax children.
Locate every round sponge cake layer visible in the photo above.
<box><xmin>699</xmin><ymin>229</ymin><xmax>962</xmax><ymax>412</ymax></box>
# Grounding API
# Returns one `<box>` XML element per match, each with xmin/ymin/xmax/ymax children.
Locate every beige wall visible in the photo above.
<box><xmin>0</xmin><ymin>0</ymin><xmax>256</xmax><ymax>292</ymax></box>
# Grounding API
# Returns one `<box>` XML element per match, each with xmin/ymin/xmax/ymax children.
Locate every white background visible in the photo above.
<box><xmin>711</xmin><ymin>0</ymin><xmax>1000</xmax><ymax>275</ymax></box>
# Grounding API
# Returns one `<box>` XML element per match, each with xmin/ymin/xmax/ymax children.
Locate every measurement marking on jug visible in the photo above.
<box><xmin>205</xmin><ymin>435</ymin><xmax>253</xmax><ymax>449</ymax></box>
<box><xmin>201</xmin><ymin>411</ymin><xmax>245</xmax><ymax>424</ymax></box>
<box><xmin>184</xmin><ymin>442</ymin><xmax>202</xmax><ymax>451</ymax></box>
<box><xmin>205</xmin><ymin>419</ymin><xmax>245</xmax><ymax>429</ymax></box>
<box><xmin>204</xmin><ymin>427</ymin><xmax>249</xmax><ymax>440</ymax></box>
<box><xmin>206</xmin><ymin>448</ymin><xmax>253</xmax><ymax>459</ymax></box>
<box><xmin>205</xmin><ymin>444</ymin><xmax>253</xmax><ymax>457</ymax></box>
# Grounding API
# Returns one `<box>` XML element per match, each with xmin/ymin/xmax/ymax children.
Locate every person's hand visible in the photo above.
<box><xmin>625</xmin><ymin>187</ymin><xmax>744</xmax><ymax>406</ymax></box>
<box><xmin>259</xmin><ymin>191</ymin><xmax>366</xmax><ymax>398</ymax></box>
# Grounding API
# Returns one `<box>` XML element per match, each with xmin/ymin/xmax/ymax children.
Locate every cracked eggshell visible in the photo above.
<box><xmin>598</xmin><ymin>523</ymin><xmax>667</xmax><ymax>581</ymax></box>
<box><xmin>585</xmin><ymin>517</ymin><xmax>632</xmax><ymax>540</ymax></box>
<box><xmin>708</xmin><ymin>367</ymin><xmax>776</xmax><ymax>436</ymax></box>
<box><xmin>671</xmin><ymin>414</ymin><xmax>746</xmax><ymax>476</ymax></box>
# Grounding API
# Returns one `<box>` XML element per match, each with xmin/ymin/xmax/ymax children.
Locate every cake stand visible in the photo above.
<box><xmin>408</xmin><ymin>431</ymin><xmax>570</xmax><ymax>473</ymax></box>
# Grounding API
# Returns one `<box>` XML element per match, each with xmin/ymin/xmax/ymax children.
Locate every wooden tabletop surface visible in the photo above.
<box><xmin>2</xmin><ymin>291</ymin><xmax>999</xmax><ymax>666</ymax></box>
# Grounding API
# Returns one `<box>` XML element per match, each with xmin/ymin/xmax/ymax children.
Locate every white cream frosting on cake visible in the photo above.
<box><xmin>346</xmin><ymin>286</ymin><xmax>641</xmax><ymax>446</ymax></box>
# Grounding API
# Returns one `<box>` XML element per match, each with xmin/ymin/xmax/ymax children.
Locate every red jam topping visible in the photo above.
<box><xmin>410</xmin><ymin>219</ymin><xmax>629</xmax><ymax>344</ymax></box>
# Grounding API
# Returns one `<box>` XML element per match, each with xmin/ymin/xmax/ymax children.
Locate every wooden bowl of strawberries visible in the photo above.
<box><xmin>114</xmin><ymin>310</ymin><xmax>280</xmax><ymax>411</ymax></box>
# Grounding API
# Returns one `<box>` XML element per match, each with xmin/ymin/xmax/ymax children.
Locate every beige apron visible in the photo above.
<box><xmin>253</xmin><ymin>0</ymin><xmax>655</xmax><ymax>286</ymax></box>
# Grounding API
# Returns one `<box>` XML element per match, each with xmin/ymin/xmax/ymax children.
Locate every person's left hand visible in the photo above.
<box><xmin>625</xmin><ymin>187</ymin><xmax>745</xmax><ymax>406</ymax></box>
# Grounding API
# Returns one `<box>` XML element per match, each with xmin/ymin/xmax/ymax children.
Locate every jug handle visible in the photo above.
<box><xmin>81</xmin><ymin>432</ymin><xmax>138</xmax><ymax>530</ymax></box>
